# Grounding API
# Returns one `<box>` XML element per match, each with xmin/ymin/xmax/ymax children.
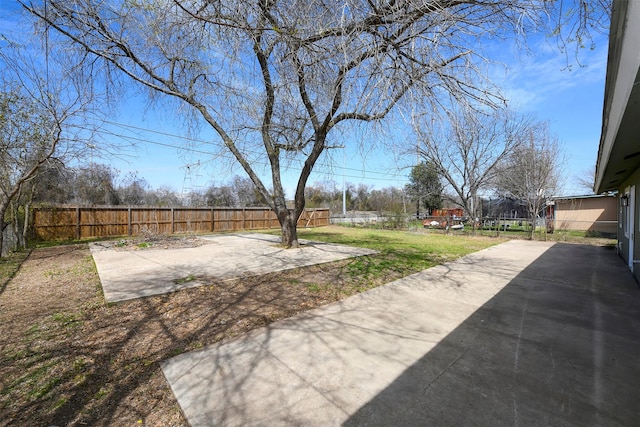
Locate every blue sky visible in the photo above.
<box><xmin>495</xmin><ymin>39</ymin><xmax>608</xmax><ymax>195</ymax></box>
<box><xmin>100</xmin><ymin>38</ymin><xmax>607</xmax><ymax>198</ymax></box>
<box><xmin>1</xmin><ymin>2</ymin><xmax>608</xmax><ymax>199</ymax></box>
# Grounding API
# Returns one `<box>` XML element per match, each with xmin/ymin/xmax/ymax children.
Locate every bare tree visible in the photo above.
<box><xmin>351</xmin><ymin>184</ymin><xmax>372</xmax><ymax>212</ymax></box>
<box><xmin>204</xmin><ymin>184</ymin><xmax>236</xmax><ymax>208</ymax></box>
<box><xmin>0</xmin><ymin>89</ymin><xmax>51</xmax><ymax>255</ymax></box>
<box><xmin>72</xmin><ymin>163</ymin><xmax>120</xmax><ymax>205</ymax></box>
<box><xmin>369</xmin><ymin>187</ymin><xmax>405</xmax><ymax>214</ymax></box>
<box><xmin>575</xmin><ymin>164</ymin><xmax>597</xmax><ymax>194</ymax></box>
<box><xmin>494</xmin><ymin>125</ymin><xmax>562</xmax><ymax>239</ymax></box>
<box><xmin>148</xmin><ymin>185</ymin><xmax>183</xmax><ymax>207</ymax></box>
<box><xmin>304</xmin><ymin>182</ymin><xmax>332</xmax><ymax>209</ymax></box>
<box><xmin>231</xmin><ymin>176</ymin><xmax>267</xmax><ymax>207</ymax></box>
<box><xmin>117</xmin><ymin>172</ymin><xmax>150</xmax><ymax>206</ymax></box>
<box><xmin>305</xmin><ymin>180</ymin><xmax>344</xmax><ymax>212</ymax></box>
<box><xmin>415</xmin><ymin>107</ymin><xmax>535</xmax><ymax>232</ymax></box>
<box><xmin>21</xmin><ymin>0</ymin><xmax>609</xmax><ymax>247</ymax></box>
<box><xmin>29</xmin><ymin>160</ymin><xmax>74</xmax><ymax>205</ymax></box>
<box><xmin>0</xmin><ymin>41</ymin><xmax>97</xmax><ymax>256</ymax></box>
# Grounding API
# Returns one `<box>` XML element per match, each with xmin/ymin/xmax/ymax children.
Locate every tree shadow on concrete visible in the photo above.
<box><xmin>343</xmin><ymin>243</ymin><xmax>640</xmax><ymax>426</ymax></box>
<box><xmin>0</xmin><ymin>248</ymin><xmax>371</xmax><ymax>426</ymax></box>
<box><xmin>155</xmin><ymin>242</ymin><xmax>639</xmax><ymax>426</ymax></box>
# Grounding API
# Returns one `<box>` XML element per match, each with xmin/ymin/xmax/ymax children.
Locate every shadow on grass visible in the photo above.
<box><xmin>1</xmin><ymin>243</ymin><xmax>439</xmax><ymax>426</ymax></box>
<box><xmin>1</xmin><ymin>270</ymin><xmax>330</xmax><ymax>425</ymax></box>
<box><xmin>0</xmin><ymin>231</ymin><xmax>497</xmax><ymax>425</ymax></box>
<box><xmin>0</xmin><ymin>249</ymin><xmax>31</xmax><ymax>297</ymax></box>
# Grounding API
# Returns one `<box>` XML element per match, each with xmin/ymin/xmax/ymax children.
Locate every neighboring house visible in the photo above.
<box><xmin>481</xmin><ymin>197</ymin><xmax>527</xmax><ymax>219</ymax></box>
<box><xmin>431</xmin><ymin>208</ymin><xmax>465</xmax><ymax>218</ymax></box>
<box><xmin>548</xmin><ymin>194</ymin><xmax>617</xmax><ymax>236</ymax></box>
<box><xmin>595</xmin><ymin>0</ymin><xmax>640</xmax><ymax>279</ymax></box>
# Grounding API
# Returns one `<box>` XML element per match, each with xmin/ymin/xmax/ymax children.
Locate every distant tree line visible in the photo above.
<box><xmin>26</xmin><ymin>163</ymin><xmax>270</xmax><ymax>208</ymax></box>
<box><xmin>26</xmin><ymin>162</ymin><xmax>415</xmax><ymax>214</ymax></box>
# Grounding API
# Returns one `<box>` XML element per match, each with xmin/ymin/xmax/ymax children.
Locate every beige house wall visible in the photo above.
<box><xmin>554</xmin><ymin>197</ymin><xmax>618</xmax><ymax>233</ymax></box>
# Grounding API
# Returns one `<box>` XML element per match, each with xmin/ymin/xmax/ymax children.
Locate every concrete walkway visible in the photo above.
<box><xmin>161</xmin><ymin>240</ymin><xmax>640</xmax><ymax>426</ymax></box>
<box><xmin>90</xmin><ymin>233</ymin><xmax>377</xmax><ymax>302</ymax></box>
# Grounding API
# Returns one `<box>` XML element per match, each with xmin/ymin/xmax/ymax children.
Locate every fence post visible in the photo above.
<box><xmin>210</xmin><ymin>208</ymin><xmax>214</xmax><ymax>232</ymax></box>
<box><xmin>171</xmin><ymin>208</ymin><xmax>175</xmax><ymax>234</ymax></box>
<box><xmin>243</xmin><ymin>208</ymin><xmax>246</xmax><ymax>230</ymax></box>
<box><xmin>76</xmin><ymin>207</ymin><xmax>81</xmax><ymax>240</ymax></box>
<box><xmin>128</xmin><ymin>207</ymin><xmax>132</xmax><ymax>236</ymax></box>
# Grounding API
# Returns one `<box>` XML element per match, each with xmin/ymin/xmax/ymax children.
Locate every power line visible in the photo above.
<box><xmin>80</xmin><ymin>121</ymin><xmax>410</xmax><ymax>189</ymax></box>
<box><xmin>92</xmin><ymin>126</ymin><xmax>408</xmax><ymax>185</ymax></box>
<box><xmin>100</xmin><ymin>119</ymin><xmax>409</xmax><ymax>183</ymax></box>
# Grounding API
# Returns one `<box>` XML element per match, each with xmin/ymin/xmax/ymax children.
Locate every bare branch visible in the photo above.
<box><xmin>19</xmin><ymin>0</ymin><xmax>609</xmax><ymax>247</ymax></box>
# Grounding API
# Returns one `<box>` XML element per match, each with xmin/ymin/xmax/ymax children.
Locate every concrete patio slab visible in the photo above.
<box><xmin>161</xmin><ymin>240</ymin><xmax>639</xmax><ymax>426</ymax></box>
<box><xmin>90</xmin><ymin>233</ymin><xmax>377</xmax><ymax>302</ymax></box>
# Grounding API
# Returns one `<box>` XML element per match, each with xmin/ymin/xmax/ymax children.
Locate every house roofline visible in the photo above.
<box><xmin>550</xmin><ymin>193</ymin><xmax>618</xmax><ymax>201</ymax></box>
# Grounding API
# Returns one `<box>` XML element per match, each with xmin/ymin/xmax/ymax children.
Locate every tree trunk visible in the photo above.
<box><xmin>10</xmin><ymin>195</ymin><xmax>24</xmax><ymax>251</ymax></box>
<box><xmin>0</xmin><ymin>201</ymin><xmax>9</xmax><ymax>258</ymax></box>
<box><xmin>528</xmin><ymin>213</ymin><xmax>536</xmax><ymax>240</ymax></box>
<box><xmin>469</xmin><ymin>192</ymin><xmax>477</xmax><ymax>236</ymax></box>
<box><xmin>280</xmin><ymin>218</ymin><xmax>299</xmax><ymax>248</ymax></box>
<box><xmin>22</xmin><ymin>201</ymin><xmax>31</xmax><ymax>248</ymax></box>
<box><xmin>277</xmin><ymin>208</ymin><xmax>300</xmax><ymax>248</ymax></box>
<box><xmin>0</xmin><ymin>227</ymin><xmax>4</xmax><ymax>258</ymax></box>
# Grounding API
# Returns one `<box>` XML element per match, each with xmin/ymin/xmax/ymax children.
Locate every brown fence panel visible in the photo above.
<box><xmin>172</xmin><ymin>208</ymin><xmax>211</xmax><ymax>234</ymax></box>
<box><xmin>130</xmin><ymin>207</ymin><xmax>171</xmax><ymax>235</ymax></box>
<box><xmin>31</xmin><ymin>206</ymin><xmax>329</xmax><ymax>241</ymax></box>
<box><xmin>213</xmin><ymin>209</ymin><xmax>235</xmax><ymax>232</ymax></box>
<box><xmin>243</xmin><ymin>208</ymin><xmax>276</xmax><ymax>230</ymax></box>
<box><xmin>32</xmin><ymin>207</ymin><xmax>76</xmax><ymax>240</ymax></box>
<box><xmin>243</xmin><ymin>209</ymin><xmax>261</xmax><ymax>230</ymax></box>
<box><xmin>80</xmin><ymin>207</ymin><xmax>129</xmax><ymax>238</ymax></box>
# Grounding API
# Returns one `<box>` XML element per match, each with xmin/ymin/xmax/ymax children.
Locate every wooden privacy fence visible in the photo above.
<box><xmin>31</xmin><ymin>206</ymin><xmax>330</xmax><ymax>241</ymax></box>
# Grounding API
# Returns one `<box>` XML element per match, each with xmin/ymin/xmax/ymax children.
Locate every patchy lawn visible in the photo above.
<box><xmin>0</xmin><ymin>227</ymin><xmax>502</xmax><ymax>426</ymax></box>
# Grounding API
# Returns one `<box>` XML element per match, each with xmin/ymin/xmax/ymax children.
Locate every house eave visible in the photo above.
<box><xmin>595</xmin><ymin>1</ymin><xmax>640</xmax><ymax>193</ymax></box>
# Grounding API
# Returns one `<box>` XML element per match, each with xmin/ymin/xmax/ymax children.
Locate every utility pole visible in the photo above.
<box><xmin>342</xmin><ymin>147</ymin><xmax>346</xmax><ymax>215</ymax></box>
<box><xmin>416</xmin><ymin>143</ymin><xmax>420</xmax><ymax>219</ymax></box>
<box><xmin>180</xmin><ymin>160</ymin><xmax>201</xmax><ymax>206</ymax></box>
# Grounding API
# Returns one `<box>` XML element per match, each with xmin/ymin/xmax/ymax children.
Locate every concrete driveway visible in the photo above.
<box><xmin>161</xmin><ymin>240</ymin><xmax>640</xmax><ymax>426</ymax></box>
<box><xmin>90</xmin><ymin>233</ymin><xmax>377</xmax><ymax>302</ymax></box>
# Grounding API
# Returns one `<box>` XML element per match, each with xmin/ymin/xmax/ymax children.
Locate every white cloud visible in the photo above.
<box><xmin>490</xmin><ymin>37</ymin><xmax>608</xmax><ymax>111</ymax></box>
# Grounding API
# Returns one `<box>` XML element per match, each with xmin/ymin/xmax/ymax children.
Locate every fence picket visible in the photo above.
<box><xmin>31</xmin><ymin>206</ymin><xmax>329</xmax><ymax>240</ymax></box>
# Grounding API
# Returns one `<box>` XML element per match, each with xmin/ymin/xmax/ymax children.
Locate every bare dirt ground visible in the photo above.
<box><xmin>0</xmin><ymin>237</ymin><xmax>399</xmax><ymax>426</ymax></box>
